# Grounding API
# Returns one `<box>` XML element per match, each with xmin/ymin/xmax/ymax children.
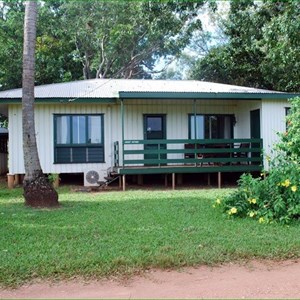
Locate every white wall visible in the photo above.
<box><xmin>234</xmin><ymin>101</ymin><xmax>261</xmax><ymax>138</ymax></box>
<box><xmin>261</xmin><ymin>100</ymin><xmax>289</xmax><ymax>160</ymax></box>
<box><xmin>8</xmin><ymin>104</ymin><xmax>114</xmax><ymax>181</ymax></box>
<box><xmin>117</xmin><ymin>99</ymin><xmax>239</xmax><ymax>163</ymax></box>
<box><xmin>8</xmin><ymin>98</ymin><xmax>288</xmax><ymax>180</ymax></box>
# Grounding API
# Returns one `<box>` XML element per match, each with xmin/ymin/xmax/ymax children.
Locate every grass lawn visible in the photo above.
<box><xmin>1</xmin><ymin>184</ymin><xmax>300</xmax><ymax>287</ymax></box>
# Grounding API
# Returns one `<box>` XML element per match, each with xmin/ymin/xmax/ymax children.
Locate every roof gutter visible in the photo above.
<box><xmin>119</xmin><ymin>91</ymin><xmax>300</xmax><ymax>100</ymax></box>
<box><xmin>0</xmin><ymin>98</ymin><xmax>118</xmax><ymax>104</ymax></box>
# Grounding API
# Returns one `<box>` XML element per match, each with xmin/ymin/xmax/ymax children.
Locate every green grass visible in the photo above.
<box><xmin>0</xmin><ymin>185</ymin><xmax>300</xmax><ymax>287</ymax></box>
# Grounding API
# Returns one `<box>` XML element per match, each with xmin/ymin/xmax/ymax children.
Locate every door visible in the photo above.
<box><xmin>143</xmin><ymin>115</ymin><xmax>166</xmax><ymax>164</ymax></box>
<box><xmin>250</xmin><ymin>109</ymin><xmax>261</xmax><ymax>162</ymax></box>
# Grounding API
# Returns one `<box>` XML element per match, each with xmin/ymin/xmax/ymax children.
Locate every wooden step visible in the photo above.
<box><xmin>109</xmin><ymin>172</ymin><xmax>119</xmax><ymax>177</ymax></box>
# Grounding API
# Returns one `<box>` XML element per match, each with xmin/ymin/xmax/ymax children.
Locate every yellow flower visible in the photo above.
<box><xmin>249</xmin><ymin>211</ymin><xmax>255</xmax><ymax>218</ymax></box>
<box><xmin>229</xmin><ymin>207</ymin><xmax>237</xmax><ymax>214</ymax></box>
<box><xmin>216</xmin><ymin>198</ymin><xmax>221</xmax><ymax>205</ymax></box>
<box><xmin>258</xmin><ymin>217</ymin><xmax>265</xmax><ymax>224</ymax></box>
<box><xmin>281</xmin><ymin>179</ymin><xmax>291</xmax><ymax>187</ymax></box>
<box><xmin>291</xmin><ymin>185</ymin><xmax>297</xmax><ymax>192</ymax></box>
<box><xmin>248</xmin><ymin>198</ymin><xmax>257</xmax><ymax>204</ymax></box>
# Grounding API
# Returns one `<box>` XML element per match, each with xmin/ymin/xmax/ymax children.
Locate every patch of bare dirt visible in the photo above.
<box><xmin>1</xmin><ymin>259</ymin><xmax>300</xmax><ymax>299</ymax></box>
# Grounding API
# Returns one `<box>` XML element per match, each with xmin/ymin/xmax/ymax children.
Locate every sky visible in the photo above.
<box><xmin>153</xmin><ymin>1</ymin><xmax>230</xmax><ymax>79</ymax></box>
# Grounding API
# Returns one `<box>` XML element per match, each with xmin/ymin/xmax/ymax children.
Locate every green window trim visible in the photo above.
<box><xmin>54</xmin><ymin>114</ymin><xmax>105</xmax><ymax>164</ymax></box>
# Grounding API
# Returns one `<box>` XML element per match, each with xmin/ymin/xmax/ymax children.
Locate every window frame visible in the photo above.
<box><xmin>188</xmin><ymin>113</ymin><xmax>235</xmax><ymax>139</ymax></box>
<box><xmin>53</xmin><ymin>114</ymin><xmax>104</xmax><ymax>164</ymax></box>
<box><xmin>285</xmin><ymin>107</ymin><xmax>291</xmax><ymax>130</ymax></box>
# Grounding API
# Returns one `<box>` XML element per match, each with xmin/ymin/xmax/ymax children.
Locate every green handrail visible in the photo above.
<box><xmin>119</xmin><ymin>138</ymin><xmax>263</xmax><ymax>168</ymax></box>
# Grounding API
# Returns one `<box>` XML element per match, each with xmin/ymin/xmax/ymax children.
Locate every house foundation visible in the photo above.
<box><xmin>7</xmin><ymin>173</ymin><xmax>60</xmax><ymax>189</ymax></box>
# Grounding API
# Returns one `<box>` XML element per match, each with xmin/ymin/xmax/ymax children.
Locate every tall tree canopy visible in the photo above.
<box><xmin>0</xmin><ymin>0</ymin><xmax>205</xmax><ymax>90</ymax></box>
<box><xmin>0</xmin><ymin>0</ymin><xmax>84</xmax><ymax>90</ymax></box>
<box><xmin>189</xmin><ymin>0</ymin><xmax>300</xmax><ymax>92</ymax></box>
<box><xmin>52</xmin><ymin>0</ymin><xmax>205</xmax><ymax>79</ymax></box>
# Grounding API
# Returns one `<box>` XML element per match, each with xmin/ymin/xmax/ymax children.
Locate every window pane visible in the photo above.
<box><xmin>207</xmin><ymin>116</ymin><xmax>218</xmax><ymax>139</ymax></box>
<box><xmin>191</xmin><ymin>115</ymin><xmax>233</xmax><ymax>139</ymax></box>
<box><xmin>190</xmin><ymin>115</ymin><xmax>204</xmax><ymax>139</ymax></box>
<box><xmin>88</xmin><ymin>116</ymin><xmax>102</xmax><ymax>144</ymax></box>
<box><xmin>87</xmin><ymin>147</ymin><xmax>104</xmax><ymax>162</ymax></box>
<box><xmin>72</xmin><ymin>147</ymin><xmax>87</xmax><ymax>163</ymax></box>
<box><xmin>56</xmin><ymin>116</ymin><xmax>70</xmax><ymax>144</ymax></box>
<box><xmin>56</xmin><ymin>147</ymin><xmax>71</xmax><ymax>163</ymax></box>
<box><xmin>72</xmin><ymin>116</ymin><xmax>86</xmax><ymax>144</ymax></box>
<box><xmin>147</xmin><ymin>117</ymin><xmax>162</xmax><ymax>132</ymax></box>
<box><xmin>223</xmin><ymin>116</ymin><xmax>232</xmax><ymax>138</ymax></box>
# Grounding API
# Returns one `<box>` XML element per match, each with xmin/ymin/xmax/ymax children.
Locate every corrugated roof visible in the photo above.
<box><xmin>0</xmin><ymin>79</ymin><xmax>286</xmax><ymax>100</ymax></box>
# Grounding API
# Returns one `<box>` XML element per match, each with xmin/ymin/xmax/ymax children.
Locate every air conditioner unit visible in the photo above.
<box><xmin>84</xmin><ymin>170</ymin><xmax>100</xmax><ymax>187</ymax></box>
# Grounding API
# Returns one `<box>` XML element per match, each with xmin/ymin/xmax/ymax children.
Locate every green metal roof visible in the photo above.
<box><xmin>0</xmin><ymin>79</ymin><xmax>298</xmax><ymax>103</ymax></box>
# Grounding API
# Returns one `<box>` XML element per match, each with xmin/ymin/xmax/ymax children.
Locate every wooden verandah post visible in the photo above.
<box><xmin>121</xmin><ymin>99</ymin><xmax>125</xmax><ymax>191</ymax></box>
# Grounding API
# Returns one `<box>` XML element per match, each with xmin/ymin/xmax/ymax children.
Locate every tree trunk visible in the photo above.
<box><xmin>22</xmin><ymin>1</ymin><xmax>58</xmax><ymax>208</ymax></box>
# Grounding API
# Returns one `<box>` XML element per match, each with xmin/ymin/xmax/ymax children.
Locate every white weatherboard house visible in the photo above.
<box><xmin>0</xmin><ymin>79</ymin><xmax>299</xmax><ymax>189</ymax></box>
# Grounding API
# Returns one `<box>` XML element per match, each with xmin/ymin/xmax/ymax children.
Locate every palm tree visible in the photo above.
<box><xmin>22</xmin><ymin>1</ymin><xmax>58</xmax><ymax>207</ymax></box>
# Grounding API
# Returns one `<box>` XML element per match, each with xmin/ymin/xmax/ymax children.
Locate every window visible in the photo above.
<box><xmin>189</xmin><ymin>114</ymin><xmax>234</xmax><ymax>139</ymax></box>
<box><xmin>0</xmin><ymin>135</ymin><xmax>8</xmax><ymax>153</ymax></box>
<box><xmin>285</xmin><ymin>107</ymin><xmax>291</xmax><ymax>130</ymax></box>
<box><xmin>54</xmin><ymin>114</ymin><xmax>104</xmax><ymax>163</ymax></box>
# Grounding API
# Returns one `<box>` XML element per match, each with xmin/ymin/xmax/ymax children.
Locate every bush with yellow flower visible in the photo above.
<box><xmin>221</xmin><ymin>97</ymin><xmax>300</xmax><ymax>225</ymax></box>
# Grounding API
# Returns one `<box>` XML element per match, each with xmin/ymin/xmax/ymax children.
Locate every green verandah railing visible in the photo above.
<box><xmin>114</xmin><ymin>138</ymin><xmax>263</xmax><ymax>174</ymax></box>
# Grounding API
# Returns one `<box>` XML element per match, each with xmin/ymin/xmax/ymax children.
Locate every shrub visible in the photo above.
<box><xmin>277</xmin><ymin>97</ymin><xmax>300</xmax><ymax>162</ymax></box>
<box><xmin>218</xmin><ymin>97</ymin><xmax>300</xmax><ymax>224</ymax></box>
<box><xmin>220</xmin><ymin>164</ymin><xmax>300</xmax><ymax>224</ymax></box>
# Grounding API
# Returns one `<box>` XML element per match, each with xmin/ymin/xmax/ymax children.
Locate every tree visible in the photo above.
<box><xmin>0</xmin><ymin>0</ymin><xmax>82</xmax><ymax>91</ymax></box>
<box><xmin>0</xmin><ymin>1</ymin><xmax>24</xmax><ymax>90</ymax></box>
<box><xmin>259</xmin><ymin>1</ymin><xmax>300</xmax><ymax>91</ymax></box>
<box><xmin>60</xmin><ymin>0</ymin><xmax>205</xmax><ymax>79</ymax></box>
<box><xmin>0</xmin><ymin>0</ymin><xmax>206</xmax><ymax>89</ymax></box>
<box><xmin>189</xmin><ymin>0</ymin><xmax>300</xmax><ymax>92</ymax></box>
<box><xmin>22</xmin><ymin>0</ymin><xmax>58</xmax><ymax>207</ymax></box>
<box><xmin>35</xmin><ymin>0</ymin><xmax>82</xmax><ymax>85</ymax></box>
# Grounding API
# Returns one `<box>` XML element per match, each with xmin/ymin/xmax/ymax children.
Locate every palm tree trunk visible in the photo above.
<box><xmin>22</xmin><ymin>1</ymin><xmax>58</xmax><ymax>207</ymax></box>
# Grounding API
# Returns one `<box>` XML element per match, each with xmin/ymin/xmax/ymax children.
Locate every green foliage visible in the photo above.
<box><xmin>61</xmin><ymin>0</ymin><xmax>204</xmax><ymax>79</ymax></box>
<box><xmin>0</xmin><ymin>1</ymin><xmax>82</xmax><ymax>90</ymax></box>
<box><xmin>0</xmin><ymin>0</ymin><xmax>205</xmax><ymax>89</ymax></box>
<box><xmin>1</xmin><ymin>186</ymin><xmax>300</xmax><ymax>287</ymax></box>
<box><xmin>47</xmin><ymin>173</ymin><xmax>59</xmax><ymax>183</ymax></box>
<box><xmin>221</xmin><ymin>169</ymin><xmax>300</xmax><ymax>224</ymax></box>
<box><xmin>0</xmin><ymin>114</ymin><xmax>8</xmax><ymax>128</ymax></box>
<box><xmin>0</xmin><ymin>1</ymin><xmax>24</xmax><ymax>90</ymax></box>
<box><xmin>277</xmin><ymin>97</ymin><xmax>300</xmax><ymax>162</ymax></box>
<box><xmin>189</xmin><ymin>0</ymin><xmax>300</xmax><ymax>92</ymax></box>
<box><xmin>220</xmin><ymin>97</ymin><xmax>300</xmax><ymax>224</ymax></box>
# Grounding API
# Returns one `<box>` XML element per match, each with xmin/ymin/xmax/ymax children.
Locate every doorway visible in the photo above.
<box><xmin>250</xmin><ymin>109</ymin><xmax>261</xmax><ymax>162</ymax></box>
<box><xmin>143</xmin><ymin>114</ymin><xmax>166</xmax><ymax>163</ymax></box>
